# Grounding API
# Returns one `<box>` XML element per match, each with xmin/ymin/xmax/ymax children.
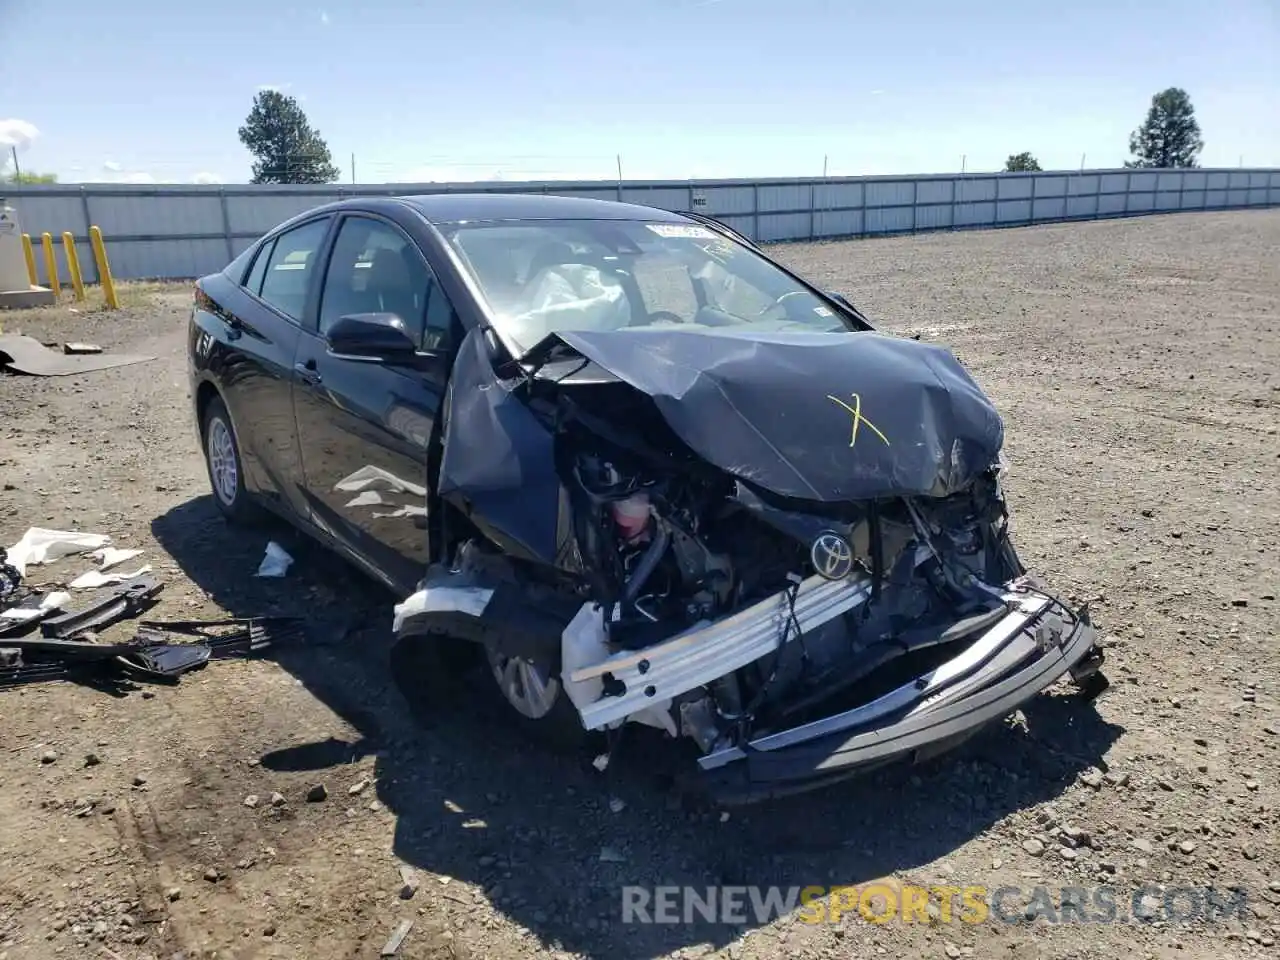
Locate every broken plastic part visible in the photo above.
<box><xmin>256</xmin><ymin>542</ymin><xmax>293</xmax><ymax>578</ymax></box>
<box><xmin>41</xmin><ymin>577</ymin><xmax>163</xmax><ymax>639</ymax></box>
<box><xmin>4</xmin><ymin>527</ymin><xmax>111</xmax><ymax>577</ymax></box>
<box><xmin>69</xmin><ymin>564</ymin><xmax>152</xmax><ymax>590</ymax></box>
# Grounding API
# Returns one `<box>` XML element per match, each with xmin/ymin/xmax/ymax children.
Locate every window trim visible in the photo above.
<box><xmin>241</xmin><ymin>215</ymin><xmax>335</xmax><ymax>326</ymax></box>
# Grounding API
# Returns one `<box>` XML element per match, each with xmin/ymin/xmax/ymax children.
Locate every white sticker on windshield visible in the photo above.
<box><xmin>814</xmin><ymin>306</ymin><xmax>834</xmax><ymax>317</ymax></box>
<box><xmin>646</xmin><ymin>223</ymin><xmax>716</xmax><ymax>240</ymax></box>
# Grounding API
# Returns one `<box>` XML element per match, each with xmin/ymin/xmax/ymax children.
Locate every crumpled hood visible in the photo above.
<box><xmin>548</xmin><ymin>327</ymin><xmax>1005</xmax><ymax>502</ymax></box>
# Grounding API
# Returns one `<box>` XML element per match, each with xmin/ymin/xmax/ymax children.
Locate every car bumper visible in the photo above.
<box><xmin>695</xmin><ymin>591</ymin><xmax>1103</xmax><ymax>804</ymax></box>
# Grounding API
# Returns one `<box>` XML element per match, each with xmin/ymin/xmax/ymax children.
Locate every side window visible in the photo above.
<box><xmin>422</xmin><ymin>279</ymin><xmax>457</xmax><ymax>350</ymax></box>
<box><xmin>319</xmin><ymin>217</ymin><xmax>431</xmax><ymax>341</ymax></box>
<box><xmin>257</xmin><ymin>218</ymin><xmax>330</xmax><ymax>321</ymax></box>
<box><xmin>243</xmin><ymin>239</ymin><xmax>274</xmax><ymax>295</ymax></box>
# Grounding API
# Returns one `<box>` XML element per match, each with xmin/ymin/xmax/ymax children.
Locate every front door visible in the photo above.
<box><xmin>292</xmin><ymin>213</ymin><xmax>456</xmax><ymax>594</ymax></box>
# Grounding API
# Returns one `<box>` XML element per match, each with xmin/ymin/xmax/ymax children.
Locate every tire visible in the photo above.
<box><xmin>201</xmin><ymin>395</ymin><xmax>259</xmax><ymax>524</ymax></box>
<box><xmin>483</xmin><ymin>647</ymin><xmax>592</xmax><ymax>753</ymax></box>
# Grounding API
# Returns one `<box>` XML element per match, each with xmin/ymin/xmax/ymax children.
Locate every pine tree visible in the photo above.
<box><xmin>1126</xmin><ymin>88</ymin><xmax>1203</xmax><ymax>168</ymax></box>
<box><xmin>238</xmin><ymin>91</ymin><xmax>341</xmax><ymax>184</ymax></box>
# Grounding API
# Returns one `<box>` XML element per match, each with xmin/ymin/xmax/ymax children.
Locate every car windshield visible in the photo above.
<box><xmin>441</xmin><ymin>219</ymin><xmax>849</xmax><ymax>355</ymax></box>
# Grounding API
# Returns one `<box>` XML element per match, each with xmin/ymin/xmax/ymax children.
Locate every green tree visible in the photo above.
<box><xmin>3</xmin><ymin>170</ymin><xmax>57</xmax><ymax>184</ymax></box>
<box><xmin>1003</xmin><ymin>152</ymin><xmax>1042</xmax><ymax>172</ymax></box>
<box><xmin>237</xmin><ymin>90</ymin><xmax>340</xmax><ymax>184</ymax></box>
<box><xmin>1126</xmin><ymin>87</ymin><xmax>1203</xmax><ymax>168</ymax></box>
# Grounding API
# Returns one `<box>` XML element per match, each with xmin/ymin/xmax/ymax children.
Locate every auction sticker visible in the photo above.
<box><xmin>646</xmin><ymin>223</ymin><xmax>716</xmax><ymax>239</ymax></box>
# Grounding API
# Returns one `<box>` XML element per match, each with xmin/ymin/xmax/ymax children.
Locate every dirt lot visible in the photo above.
<box><xmin>1</xmin><ymin>209</ymin><xmax>1277</xmax><ymax>960</ymax></box>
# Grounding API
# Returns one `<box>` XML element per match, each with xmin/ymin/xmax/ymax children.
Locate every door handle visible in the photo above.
<box><xmin>294</xmin><ymin>360</ymin><xmax>322</xmax><ymax>385</ymax></box>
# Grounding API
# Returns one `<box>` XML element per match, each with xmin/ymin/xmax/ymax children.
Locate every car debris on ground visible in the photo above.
<box><xmin>0</xmin><ymin>527</ymin><xmax>306</xmax><ymax>690</ymax></box>
<box><xmin>0</xmin><ymin>334</ymin><xmax>155</xmax><ymax>376</ymax></box>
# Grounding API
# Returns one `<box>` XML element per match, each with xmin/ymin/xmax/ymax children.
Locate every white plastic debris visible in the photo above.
<box><xmin>345</xmin><ymin>490</ymin><xmax>384</xmax><ymax>508</ymax></box>
<box><xmin>392</xmin><ymin>582</ymin><xmax>493</xmax><ymax>634</ymax></box>
<box><xmin>0</xmin><ymin>591</ymin><xmax>70</xmax><ymax>621</ymax></box>
<box><xmin>5</xmin><ymin>528</ymin><xmax>111</xmax><ymax>576</ymax></box>
<box><xmin>592</xmin><ymin>753</ymin><xmax>611</xmax><ymax>773</ymax></box>
<box><xmin>256</xmin><ymin>541</ymin><xmax>294</xmax><ymax>578</ymax></box>
<box><xmin>69</xmin><ymin>565</ymin><xmax>152</xmax><ymax>589</ymax></box>
<box><xmin>89</xmin><ymin>547</ymin><xmax>144</xmax><ymax>570</ymax></box>
<box><xmin>609</xmin><ymin>796</ymin><xmax>626</xmax><ymax>814</ymax></box>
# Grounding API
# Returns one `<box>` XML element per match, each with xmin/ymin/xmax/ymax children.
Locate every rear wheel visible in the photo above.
<box><xmin>201</xmin><ymin>396</ymin><xmax>259</xmax><ymax>524</ymax></box>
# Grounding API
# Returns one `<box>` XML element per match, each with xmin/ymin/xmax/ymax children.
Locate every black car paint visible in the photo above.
<box><xmin>188</xmin><ymin>195</ymin><xmax>878</xmax><ymax>596</ymax></box>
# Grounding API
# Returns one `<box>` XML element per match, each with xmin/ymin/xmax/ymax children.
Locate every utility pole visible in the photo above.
<box><xmin>1080</xmin><ymin>152</ymin><xmax>1086</xmax><ymax>171</ymax></box>
<box><xmin>822</xmin><ymin>155</ymin><xmax>828</xmax><ymax>178</ymax></box>
<box><xmin>616</xmin><ymin>154</ymin><xmax>623</xmax><ymax>182</ymax></box>
<box><xmin>351</xmin><ymin>152</ymin><xmax>356</xmax><ymax>184</ymax></box>
<box><xmin>9</xmin><ymin>146</ymin><xmax>19</xmax><ymax>183</ymax></box>
<box><xmin>961</xmin><ymin>154</ymin><xmax>966</xmax><ymax>174</ymax></box>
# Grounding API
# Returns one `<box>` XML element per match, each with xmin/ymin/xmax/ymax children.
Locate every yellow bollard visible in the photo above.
<box><xmin>21</xmin><ymin>233</ymin><xmax>38</xmax><ymax>287</ymax></box>
<box><xmin>62</xmin><ymin>232</ymin><xmax>86</xmax><ymax>301</ymax></box>
<box><xmin>41</xmin><ymin>232</ymin><xmax>60</xmax><ymax>299</ymax></box>
<box><xmin>89</xmin><ymin>225</ymin><xmax>119</xmax><ymax>310</ymax></box>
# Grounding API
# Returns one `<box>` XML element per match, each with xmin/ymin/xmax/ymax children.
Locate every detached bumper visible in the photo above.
<box><xmin>697</xmin><ymin>592</ymin><xmax>1103</xmax><ymax>804</ymax></box>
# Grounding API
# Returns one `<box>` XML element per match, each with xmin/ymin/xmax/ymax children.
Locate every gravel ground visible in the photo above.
<box><xmin>0</xmin><ymin>209</ymin><xmax>1277</xmax><ymax>960</ymax></box>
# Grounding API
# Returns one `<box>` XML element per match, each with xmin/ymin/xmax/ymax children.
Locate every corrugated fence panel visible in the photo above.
<box><xmin>757</xmin><ymin>183</ymin><xmax>810</xmax><ymax>213</ymax></box>
<box><xmin>916</xmin><ymin>179</ymin><xmax>952</xmax><ymax>204</ymax></box>
<box><xmin>88</xmin><ymin>194</ymin><xmax>224</xmax><ymax>238</ymax></box>
<box><xmin>915</xmin><ymin>204</ymin><xmax>953</xmax><ymax>229</ymax></box>
<box><xmin>997</xmin><ymin>177</ymin><xmax>1033</xmax><ymax>200</ymax></box>
<box><xmin>9</xmin><ymin>194</ymin><xmax>87</xmax><ymax>239</ymax></box>
<box><xmin>226</xmin><ymin>193</ymin><xmax>343</xmax><ymax>236</ymax></box>
<box><xmin>6</xmin><ymin>168</ymin><xmax>1275</xmax><ymax>279</ymax></box>
<box><xmin>1069</xmin><ymin>175</ymin><xmax>1100</xmax><ymax>195</ymax></box>
<box><xmin>1033</xmin><ymin>196</ymin><xmax>1067</xmax><ymax>220</ymax></box>
<box><xmin>1066</xmin><ymin>194</ymin><xmax>1098</xmax><ymax>217</ymax></box>
<box><xmin>1128</xmin><ymin>191</ymin><xmax>1156</xmax><ymax>212</ymax></box>
<box><xmin>620</xmin><ymin>187</ymin><xmax>689</xmax><ymax>210</ymax></box>
<box><xmin>813</xmin><ymin>182</ymin><xmax>863</xmax><ymax>209</ymax></box>
<box><xmin>955</xmin><ymin>179</ymin><xmax>996</xmax><ymax>202</ymax></box>
<box><xmin>701</xmin><ymin>186</ymin><xmax>754</xmax><ymax>215</ymax></box>
<box><xmin>1035</xmin><ymin>176</ymin><xmax>1067</xmax><ymax>197</ymax></box>
<box><xmin>109</xmin><ymin>239</ymin><xmax>228</xmax><ymax>279</ymax></box>
<box><xmin>864</xmin><ymin>206</ymin><xmax>913</xmax><ymax>233</ymax></box>
<box><xmin>955</xmin><ymin>202</ymin><xmax>996</xmax><ymax>227</ymax></box>
<box><xmin>814</xmin><ymin>208</ymin><xmax>863</xmax><ymax>237</ymax></box>
<box><xmin>864</xmin><ymin>181</ymin><xmax>914</xmax><ymax>207</ymax></box>
<box><xmin>996</xmin><ymin>200</ymin><xmax>1031</xmax><ymax>222</ymax></box>
<box><xmin>757</xmin><ymin>212</ymin><xmax>809</xmax><ymax>241</ymax></box>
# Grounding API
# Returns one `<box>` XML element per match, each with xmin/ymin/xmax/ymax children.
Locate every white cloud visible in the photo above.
<box><xmin>102</xmin><ymin>160</ymin><xmax>122</xmax><ymax>172</ymax></box>
<box><xmin>319</xmin><ymin>10</ymin><xmax>330</xmax><ymax>25</ymax></box>
<box><xmin>396</xmin><ymin>165</ymin><xmax>513</xmax><ymax>184</ymax></box>
<box><xmin>0</xmin><ymin>118</ymin><xmax>40</xmax><ymax>150</ymax></box>
<box><xmin>122</xmin><ymin>171</ymin><xmax>154</xmax><ymax>184</ymax></box>
<box><xmin>192</xmin><ymin>172</ymin><xmax>223</xmax><ymax>184</ymax></box>
<box><xmin>870</xmin><ymin>89</ymin><xmax>886</xmax><ymax>96</ymax></box>
<box><xmin>257</xmin><ymin>83</ymin><xmax>292</xmax><ymax>93</ymax></box>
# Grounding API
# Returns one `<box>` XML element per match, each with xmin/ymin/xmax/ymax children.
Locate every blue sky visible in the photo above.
<box><xmin>1</xmin><ymin>0</ymin><xmax>1276</xmax><ymax>184</ymax></box>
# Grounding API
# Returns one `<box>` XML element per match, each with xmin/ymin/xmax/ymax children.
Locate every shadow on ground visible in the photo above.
<box><xmin>152</xmin><ymin>495</ymin><xmax>1125</xmax><ymax>960</ymax></box>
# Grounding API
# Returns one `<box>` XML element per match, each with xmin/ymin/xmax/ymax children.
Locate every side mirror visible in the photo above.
<box><xmin>326</xmin><ymin>313</ymin><xmax>417</xmax><ymax>362</ymax></box>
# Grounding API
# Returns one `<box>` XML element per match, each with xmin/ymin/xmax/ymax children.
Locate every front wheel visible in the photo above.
<box><xmin>484</xmin><ymin>648</ymin><xmax>591</xmax><ymax>753</ymax></box>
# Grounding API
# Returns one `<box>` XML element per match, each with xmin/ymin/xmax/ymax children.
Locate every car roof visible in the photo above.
<box><xmin>394</xmin><ymin>192</ymin><xmax>692</xmax><ymax>225</ymax></box>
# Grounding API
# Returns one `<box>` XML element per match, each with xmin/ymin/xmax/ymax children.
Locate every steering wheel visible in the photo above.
<box><xmin>756</xmin><ymin>289</ymin><xmax>807</xmax><ymax>317</ymax></box>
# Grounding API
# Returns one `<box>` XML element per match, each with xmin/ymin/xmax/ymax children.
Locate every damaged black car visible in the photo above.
<box><xmin>188</xmin><ymin>194</ymin><xmax>1107</xmax><ymax>803</ymax></box>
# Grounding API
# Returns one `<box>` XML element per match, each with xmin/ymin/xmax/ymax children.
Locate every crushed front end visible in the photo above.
<box><xmin>397</xmin><ymin>326</ymin><xmax>1107</xmax><ymax>802</ymax></box>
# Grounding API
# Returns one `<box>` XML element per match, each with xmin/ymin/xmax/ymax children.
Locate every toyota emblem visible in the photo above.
<box><xmin>810</xmin><ymin>531</ymin><xmax>854</xmax><ymax>581</ymax></box>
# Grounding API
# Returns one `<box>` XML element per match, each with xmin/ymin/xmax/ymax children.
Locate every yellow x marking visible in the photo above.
<box><xmin>827</xmin><ymin>392</ymin><xmax>891</xmax><ymax>449</ymax></box>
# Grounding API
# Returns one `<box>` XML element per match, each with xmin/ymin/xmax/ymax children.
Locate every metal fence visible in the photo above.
<box><xmin>6</xmin><ymin>166</ymin><xmax>1279</xmax><ymax>284</ymax></box>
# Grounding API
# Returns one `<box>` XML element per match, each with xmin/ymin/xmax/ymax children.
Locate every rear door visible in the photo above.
<box><xmin>202</xmin><ymin>216</ymin><xmax>332</xmax><ymax>518</ymax></box>
<box><xmin>291</xmin><ymin>212</ymin><xmax>457</xmax><ymax>594</ymax></box>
